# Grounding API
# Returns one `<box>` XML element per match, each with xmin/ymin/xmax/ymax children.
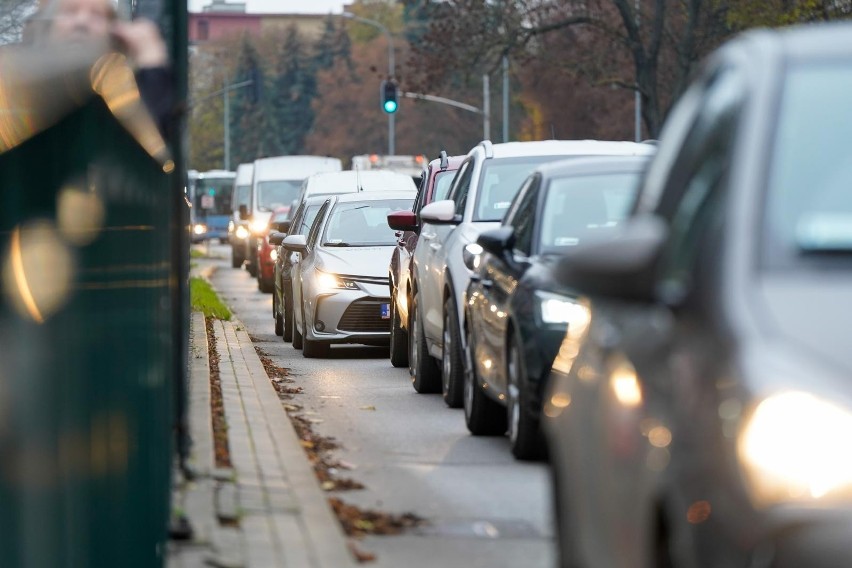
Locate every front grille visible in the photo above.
<box><xmin>338</xmin><ymin>299</ymin><xmax>391</xmax><ymax>333</ymax></box>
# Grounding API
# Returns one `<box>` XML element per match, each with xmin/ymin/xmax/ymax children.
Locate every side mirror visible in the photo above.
<box><xmin>269</xmin><ymin>232</ymin><xmax>287</xmax><ymax>246</ymax></box>
<box><xmin>282</xmin><ymin>234</ymin><xmax>308</xmax><ymax>253</ymax></box>
<box><xmin>277</xmin><ymin>221</ymin><xmax>291</xmax><ymax>234</ymax></box>
<box><xmin>477</xmin><ymin>226</ymin><xmax>515</xmax><ymax>258</ymax></box>
<box><xmin>239</xmin><ymin>204</ymin><xmax>250</xmax><ymax>221</ymax></box>
<box><xmin>555</xmin><ymin>215</ymin><xmax>668</xmax><ymax>302</ymax></box>
<box><xmin>420</xmin><ymin>200</ymin><xmax>461</xmax><ymax>225</ymax></box>
<box><xmin>387</xmin><ymin>210</ymin><xmax>418</xmax><ymax>232</ymax></box>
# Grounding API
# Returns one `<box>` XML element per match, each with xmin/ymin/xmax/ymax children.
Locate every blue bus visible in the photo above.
<box><xmin>190</xmin><ymin>169</ymin><xmax>236</xmax><ymax>242</ymax></box>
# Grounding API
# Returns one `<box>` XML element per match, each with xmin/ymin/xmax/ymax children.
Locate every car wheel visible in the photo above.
<box><xmin>292</xmin><ymin>294</ymin><xmax>303</xmax><ymax>350</ymax></box>
<box><xmin>283</xmin><ymin>285</ymin><xmax>293</xmax><ymax>342</ymax></box>
<box><xmin>389</xmin><ymin>291</ymin><xmax>409</xmax><ymax>368</ymax></box>
<box><xmin>441</xmin><ymin>296</ymin><xmax>465</xmax><ymax>408</ymax></box>
<box><xmin>409</xmin><ymin>292</ymin><xmax>440</xmax><ymax>393</ymax></box>
<box><xmin>463</xmin><ymin>324</ymin><xmax>507</xmax><ymax>435</ymax></box>
<box><xmin>231</xmin><ymin>248</ymin><xmax>243</xmax><ymax>269</ymax></box>
<box><xmin>259</xmin><ymin>275</ymin><xmax>273</xmax><ymax>294</ymax></box>
<box><xmin>507</xmin><ymin>334</ymin><xmax>545</xmax><ymax>460</ymax></box>
<box><xmin>247</xmin><ymin>257</ymin><xmax>257</xmax><ymax>277</ymax></box>
<box><xmin>301</xmin><ymin>307</ymin><xmax>328</xmax><ymax>358</ymax></box>
<box><xmin>273</xmin><ymin>292</ymin><xmax>284</xmax><ymax>336</ymax></box>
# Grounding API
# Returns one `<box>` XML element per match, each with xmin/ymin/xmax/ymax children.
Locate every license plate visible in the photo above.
<box><xmin>380</xmin><ymin>303</ymin><xmax>390</xmax><ymax>319</ymax></box>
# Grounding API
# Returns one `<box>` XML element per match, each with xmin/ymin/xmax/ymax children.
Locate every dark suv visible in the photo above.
<box><xmin>386</xmin><ymin>151</ymin><xmax>464</xmax><ymax>367</ymax></box>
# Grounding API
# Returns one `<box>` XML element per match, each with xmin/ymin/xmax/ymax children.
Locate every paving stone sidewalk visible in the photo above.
<box><xmin>168</xmin><ymin>311</ymin><xmax>356</xmax><ymax>568</ymax></box>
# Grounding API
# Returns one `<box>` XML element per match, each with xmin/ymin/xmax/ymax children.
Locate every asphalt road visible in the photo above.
<box><xmin>203</xmin><ymin>244</ymin><xmax>556</xmax><ymax>568</ymax></box>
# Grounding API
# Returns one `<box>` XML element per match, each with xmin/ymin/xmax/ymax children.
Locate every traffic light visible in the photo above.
<box><xmin>381</xmin><ymin>79</ymin><xmax>398</xmax><ymax>114</ymax></box>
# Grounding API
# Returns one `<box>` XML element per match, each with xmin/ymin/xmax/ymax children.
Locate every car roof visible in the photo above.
<box><xmin>535</xmin><ymin>155</ymin><xmax>653</xmax><ymax>179</ymax></box>
<box><xmin>472</xmin><ymin>140</ymin><xmax>656</xmax><ymax>160</ymax></box>
<box><xmin>428</xmin><ymin>155</ymin><xmax>465</xmax><ymax>171</ymax></box>
<box><xmin>253</xmin><ymin>155</ymin><xmax>343</xmax><ymax>179</ymax></box>
<box><xmin>235</xmin><ymin>163</ymin><xmax>254</xmax><ymax>184</ymax></box>
<box><xmin>304</xmin><ymin>170</ymin><xmax>417</xmax><ymax>193</ymax></box>
<box><xmin>333</xmin><ymin>190</ymin><xmax>418</xmax><ymax>204</ymax></box>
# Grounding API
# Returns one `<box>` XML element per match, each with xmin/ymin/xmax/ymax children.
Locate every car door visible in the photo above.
<box><xmin>293</xmin><ymin>201</ymin><xmax>329</xmax><ymax>334</ymax></box>
<box><xmin>419</xmin><ymin>159</ymin><xmax>474</xmax><ymax>349</ymax></box>
<box><xmin>476</xmin><ymin>174</ymin><xmax>539</xmax><ymax>394</ymax></box>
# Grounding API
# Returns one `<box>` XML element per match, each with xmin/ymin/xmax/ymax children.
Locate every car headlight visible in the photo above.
<box><xmin>535</xmin><ymin>291</ymin><xmax>589</xmax><ymax>326</ymax></box>
<box><xmin>193</xmin><ymin>223</ymin><xmax>207</xmax><ymax>235</ymax></box>
<box><xmin>270</xmin><ymin>248</ymin><xmax>278</xmax><ymax>262</ymax></box>
<box><xmin>315</xmin><ymin>269</ymin><xmax>358</xmax><ymax>290</ymax></box>
<box><xmin>250</xmin><ymin>219</ymin><xmax>268</xmax><ymax>235</ymax></box>
<box><xmin>235</xmin><ymin>225</ymin><xmax>249</xmax><ymax>240</ymax></box>
<box><xmin>738</xmin><ymin>391</ymin><xmax>852</xmax><ymax>505</ymax></box>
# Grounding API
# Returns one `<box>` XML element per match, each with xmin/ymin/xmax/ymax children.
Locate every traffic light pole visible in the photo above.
<box><xmin>343</xmin><ymin>12</ymin><xmax>395</xmax><ymax>155</ymax></box>
<box><xmin>190</xmin><ymin>78</ymin><xmax>253</xmax><ymax>171</ymax></box>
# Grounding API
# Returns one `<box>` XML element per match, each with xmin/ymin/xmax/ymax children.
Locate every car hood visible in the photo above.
<box><xmin>316</xmin><ymin>246</ymin><xmax>393</xmax><ymax>279</ymax></box>
<box><xmin>757</xmin><ymin>273</ymin><xmax>852</xmax><ymax>374</ymax></box>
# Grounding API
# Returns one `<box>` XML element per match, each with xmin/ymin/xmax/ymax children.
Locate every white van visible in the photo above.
<box><xmin>243</xmin><ymin>156</ymin><xmax>342</xmax><ymax>275</ymax></box>
<box><xmin>229</xmin><ymin>163</ymin><xmax>254</xmax><ymax>268</ymax></box>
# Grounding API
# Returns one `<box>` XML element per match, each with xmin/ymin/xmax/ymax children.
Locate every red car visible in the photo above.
<box><xmin>386</xmin><ymin>151</ymin><xmax>464</xmax><ymax>367</ymax></box>
<box><xmin>256</xmin><ymin>206</ymin><xmax>291</xmax><ymax>293</ymax></box>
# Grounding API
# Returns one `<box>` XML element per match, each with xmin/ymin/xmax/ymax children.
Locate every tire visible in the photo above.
<box><xmin>283</xmin><ymin>284</ymin><xmax>293</xmax><ymax>342</ymax></box>
<box><xmin>258</xmin><ymin>275</ymin><xmax>273</xmax><ymax>294</ymax></box>
<box><xmin>292</xmin><ymin>293</ymin><xmax>303</xmax><ymax>350</ymax></box>
<box><xmin>231</xmin><ymin>246</ymin><xmax>244</xmax><ymax>269</ymax></box>
<box><xmin>389</xmin><ymin>291</ymin><xmax>409</xmax><ymax>368</ymax></box>
<box><xmin>441</xmin><ymin>296</ymin><xmax>465</xmax><ymax>408</ymax></box>
<box><xmin>247</xmin><ymin>254</ymin><xmax>258</xmax><ymax>277</ymax></box>
<box><xmin>507</xmin><ymin>333</ymin><xmax>545</xmax><ymax>460</ymax></box>
<box><xmin>303</xmin><ymin>336</ymin><xmax>329</xmax><ymax>358</ymax></box>
<box><xmin>409</xmin><ymin>292</ymin><xmax>440</xmax><ymax>393</ymax></box>
<box><xmin>463</xmin><ymin>324</ymin><xmax>507</xmax><ymax>435</ymax></box>
<box><xmin>273</xmin><ymin>293</ymin><xmax>284</xmax><ymax>336</ymax></box>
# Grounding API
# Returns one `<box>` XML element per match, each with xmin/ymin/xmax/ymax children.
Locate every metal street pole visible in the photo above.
<box><xmin>224</xmin><ymin>76</ymin><xmax>230</xmax><ymax>170</ymax></box>
<box><xmin>634</xmin><ymin>0</ymin><xmax>642</xmax><ymax>142</ymax></box>
<box><xmin>342</xmin><ymin>12</ymin><xmax>395</xmax><ymax>155</ymax></box>
<box><xmin>483</xmin><ymin>74</ymin><xmax>490</xmax><ymax>140</ymax></box>
<box><xmin>502</xmin><ymin>55</ymin><xmax>509</xmax><ymax>142</ymax></box>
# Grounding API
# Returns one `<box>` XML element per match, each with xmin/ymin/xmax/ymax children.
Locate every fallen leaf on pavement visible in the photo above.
<box><xmin>359</xmin><ymin>406</ymin><xmax>376</xmax><ymax>411</ymax></box>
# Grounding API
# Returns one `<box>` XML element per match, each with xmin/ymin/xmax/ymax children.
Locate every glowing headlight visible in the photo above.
<box><xmin>536</xmin><ymin>291</ymin><xmax>588</xmax><ymax>326</ymax></box>
<box><xmin>193</xmin><ymin>224</ymin><xmax>207</xmax><ymax>235</ymax></box>
<box><xmin>235</xmin><ymin>225</ymin><xmax>249</xmax><ymax>240</ymax></box>
<box><xmin>738</xmin><ymin>391</ymin><xmax>852</xmax><ymax>504</ymax></box>
<box><xmin>315</xmin><ymin>270</ymin><xmax>358</xmax><ymax>290</ymax></box>
<box><xmin>250</xmin><ymin>218</ymin><xmax>268</xmax><ymax>234</ymax></box>
<box><xmin>270</xmin><ymin>249</ymin><xmax>278</xmax><ymax>262</ymax></box>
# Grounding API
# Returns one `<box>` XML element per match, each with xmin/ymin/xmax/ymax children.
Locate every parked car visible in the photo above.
<box><xmin>243</xmin><ymin>155</ymin><xmax>343</xmax><ymax>277</ymax></box>
<box><xmin>544</xmin><ymin>23</ymin><xmax>852</xmax><ymax>568</ymax></box>
<box><xmin>282</xmin><ymin>191</ymin><xmax>416</xmax><ymax>358</ymax></box>
<box><xmin>255</xmin><ymin>207</ymin><xmax>291</xmax><ymax>293</ymax></box>
<box><xmin>463</xmin><ymin>155</ymin><xmax>652</xmax><ymax>459</ymax></box>
<box><xmin>271</xmin><ymin>196</ymin><xmax>327</xmax><ymax>340</ymax></box>
<box><xmin>410</xmin><ymin>139</ymin><xmax>655</xmax><ymax>407</ymax></box>
<box><xmin>295</xmin><ymin>169</ymin><xmax>417</xmax><ymax>208</ymax></box>
<box><xmin>229</xmin><ymin>162</ymin><xmax>253</xmax><ymax>268</ymax></box>
<box><xmin>386</xmin><ymin>151</ymin><xmax>464</xmax><ymax>368</ymax></box>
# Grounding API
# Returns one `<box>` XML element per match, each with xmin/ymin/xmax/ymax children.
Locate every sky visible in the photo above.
<box><xmin>188</xmin><ymin>0</ymin><xmax>348</xmax><ymax>14</ymax></box>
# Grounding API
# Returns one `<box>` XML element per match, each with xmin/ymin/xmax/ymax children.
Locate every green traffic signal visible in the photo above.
<box><xmin>381</xmin><ymin>79</ymin><xmax>398</xmax><ymax>114</ymax></box>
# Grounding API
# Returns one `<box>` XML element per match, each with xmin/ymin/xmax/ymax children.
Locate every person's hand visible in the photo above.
<box><xmin>111</xmin><ymin>19</ymin><xmax>167</xmax><ymax>68</ymax></box>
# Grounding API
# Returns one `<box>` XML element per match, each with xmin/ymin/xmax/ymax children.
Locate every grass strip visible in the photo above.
<box><xmin>190</xmin><ymin>276</ymin><xmax>231</xmax><ymax>320</ymax></box>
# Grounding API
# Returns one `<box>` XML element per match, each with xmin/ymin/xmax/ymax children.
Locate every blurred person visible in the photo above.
<box><xmin>31</xmin><ymin>0</ymin><xmax>174</xmax><ymax>137</ymax></box>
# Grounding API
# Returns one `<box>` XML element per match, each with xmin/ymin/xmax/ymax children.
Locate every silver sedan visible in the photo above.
<box><xmin>283</xmin><ymin>191</ymin><xmax>415</xmax><ymax>357</ymax></box>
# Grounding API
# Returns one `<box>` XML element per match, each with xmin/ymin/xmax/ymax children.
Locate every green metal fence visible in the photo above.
<box><xmin>0</xmin><ymin>13</ymin><xmax>186</xmax><ymax>566</ymax></box>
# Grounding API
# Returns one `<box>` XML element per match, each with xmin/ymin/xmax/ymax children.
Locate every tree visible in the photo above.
<box><xmin>312</xmin><ymin>15</ymin><xmax>352</xmax><ymax>71</ymax></box>
<box><xmin>271</xmin><ymin>25</ymin><xmax>315</xmax><ymax>155</ymax></box>
<box><xmin>230</xmin><ymin>35</ymin><xmax>280</xmax><ymax>165</ymax></box>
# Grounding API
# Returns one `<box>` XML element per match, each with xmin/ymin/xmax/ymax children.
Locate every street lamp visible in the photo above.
<box><xmin>341</xmin><ymin>11</ymin><xmax>396</xmax><ymax>155</ymax></box>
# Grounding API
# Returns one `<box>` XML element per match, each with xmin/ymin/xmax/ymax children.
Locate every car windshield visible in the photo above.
<box><xmin>257</xmin><ymin>180</ymin><xmax>302</xmax><ymax>211</ymax></box>
<box><xmin>475</xmin><ymin>156</ymin><xmax>570</xmax><ymax>221</ymax></box>
<box><xmin>234</xmin><ymin>185</ymin><xmax>251</xmax><ymax>208</ymax></box>
<box><xmin>539</xmin><ymin>172</ymin><xmax>641</xmax><ymax>254</ymax></box>
<box><xmin>195</xmin><ymin>177</ymin><xmax>234</xmax><ymax>215</ymax></box>
<box><xmin>432</xmin><ymin>170</ymin><xmax>456</xmax><ymax>202</ymax></box>
<box><xmin>763</xmin><ymin>64</ymin><xmax>852</xmax><ymax>268</ymax></box>
<box><xmin>323</xmin><ymin>199</ymin><xmax>413</xmax><ymax>246</ymax></box>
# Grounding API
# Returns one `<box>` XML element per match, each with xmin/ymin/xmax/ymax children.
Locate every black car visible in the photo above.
<box><xmin>463</xmin><ymin>155</ymin><xmax>652</xmax><ymax>459</ymax></box>
<box><xmin>544</xmin><ymin>23</ymin><xmax>852</xmax><ymax>568</ymax></box>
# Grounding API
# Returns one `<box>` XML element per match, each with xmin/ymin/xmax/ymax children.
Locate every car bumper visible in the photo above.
<box><xmin>750</xmin><ymin>509</ymin><xmax>852</xmax><ymax>568</ymax></box>
<box><xmin>521</xmin><ymin>325</ymin><xmax>568</xmax><ymax>408</ymax></box>
<box><xmin>304</xmin><ymin>284</ymin><xmax>391</xmax><ymax>345</ymax></box>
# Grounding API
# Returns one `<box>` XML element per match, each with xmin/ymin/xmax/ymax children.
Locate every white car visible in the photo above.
<box><xmin>283</xmin><ymin>191</ymin><xmax>416</xmax><ymax>358</ymax></box>
<box><xmin>410</xmin><ymin>139</ymin><xmax>656</xmax><ymax>407</ymax></box>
